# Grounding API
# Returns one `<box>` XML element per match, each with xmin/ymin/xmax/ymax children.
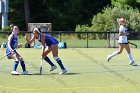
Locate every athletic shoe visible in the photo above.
<box><xmin>106</xmin><ymin>55</ymin><xmax>111</xmax><ymax>62</ymax></box>
<box><xmin>59</xmin><ymin>69</ymin><xmax>67</xmax><ymax>75</ymax></box>
<box><xmin>22</xmin><ymin>71</ymin><xmax>28</xmax><ymax>75</ymax></box>
<box><xmin>11</xmin><ymin>71</ymin><xmax>19</xmax><ymax>75</ymax></box>
<box><xmin>129</xmin><ymin>62</ymin><xmax>137</xmax><ymax>66</ymax></box>
<box><xmin>50</xmin><ymin>65</ymin><xmax>57</xmax><ymax>72</ymax></box>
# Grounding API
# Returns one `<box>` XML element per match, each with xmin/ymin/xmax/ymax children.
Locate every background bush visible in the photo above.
<box><xmin>75</xmin><ymin>5</ymin><xmax>140</xmax><ymax>39</ymax></box>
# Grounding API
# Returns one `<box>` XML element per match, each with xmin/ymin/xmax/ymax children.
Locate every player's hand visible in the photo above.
<box><xmin>126</xmin><ymin>32</ymin><xmax>129</xmax><ymax>35</ymax></box>
<box><xmin>41</xmin><ymin>52</ymin><xmax>46</xmax><ymax>58</ymax></box>
<box><xmin>17</xmin><ymin>44</ymin><xmax>22</xmax><ymax>48</ymax></box>
<box><xmin>10</xmin><ymin>49</ymin><xmax>15</xmax><ymax>54</ymax></box>
<box><xmin>25</xmin><ymin>33</ymin><xmax>29</xmax><ymax>39</ymax></box>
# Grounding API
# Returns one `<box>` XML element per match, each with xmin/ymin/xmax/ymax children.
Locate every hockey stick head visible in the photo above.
<box><xmin>39</xmin><ymin>58</ymin><xmax>43</xmax><ymax>75</ymax></box>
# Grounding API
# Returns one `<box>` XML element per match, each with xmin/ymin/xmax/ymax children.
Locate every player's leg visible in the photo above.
<box><xmin>51</xmin><ymin>44</ymin><xmax>67</xmax><ymax>74</ymax></box>
<box><xmin>17</xmin><ymin>54</ymin><xmax>28</xmax><ymax>74</ymax></box>
<box><xmin>9</xmin><ymin>53</ymin><xmax>19</xmax><ymax>75</ymax></box>
<box><xmin>6</xmin><ymin>48</ymin><xmax>19</xmax><ymax>74</ymax></box>
<box><xmin>10</xmin><ymin>54</ymin><xmax>19</xmax><ymax>75</ymax></box>
<box><xmin>11</xmin><ymin>53</ymin><xmax>28</xmax><ymax>75</ymax></box>
<box><xmin>107</xmin><ymin>44</ymin><xmax>125</xmax><ymax>62</ymax></box>
<box><xmin>125</xmin><ymin>44</ymin><xmax>137</xmax><ymax>66</ymax></box>
<box><xmin>43</xmin><ymin>47</ymin><xmax>56</xmax><ymax>71</ymax></box>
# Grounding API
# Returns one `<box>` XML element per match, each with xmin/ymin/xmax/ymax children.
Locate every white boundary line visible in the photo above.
<box><xmin>0</xmin><ymin>85</ymin><xmax>129</xmax><ymax>91</ymax></box>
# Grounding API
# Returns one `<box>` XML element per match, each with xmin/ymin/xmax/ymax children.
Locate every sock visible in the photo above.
<box><xmin>44</xmin><ymin>56</ymin><xmax>55</xmax><ymax>66</ymax></box>
<box><xmin>128</xmin><ymin>53</ymin><xmax>134</xmax><ymax>63</ymax></box>
<box><xmin>13</xmin><ymin>61</ymin><xmax>19</xmax><ymax>71</ymax></box>
<box><xmin>55</xmin><ymin>57</ymin><xmax>65</xmax><ymax>70</ymax></box>
<box><xmin>110</xmin><ymin>51</ymin><xmax>119</xmax><ymax>58</ymax></box>
<box><xmin>20</xmin><ymin>61</ymin><xmax>26</xmax><ymax>72</ymax></box>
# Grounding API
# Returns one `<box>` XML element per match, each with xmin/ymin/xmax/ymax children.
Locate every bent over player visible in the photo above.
<box><xmin>25</xmin><ymin>27</ymin><xmax>67</xmax><ymax>74</ymax></box>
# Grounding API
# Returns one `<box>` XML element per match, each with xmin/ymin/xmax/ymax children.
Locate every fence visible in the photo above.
<box><xmin>0</xmin><ymin>31</ymin><xmax>140</xmax><ymax>48</ymax></box>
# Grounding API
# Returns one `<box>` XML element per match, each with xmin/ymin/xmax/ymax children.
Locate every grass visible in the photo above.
<box><xmin>0</xmin><ymin>48</ymin><xmax>140</xmax><ymax>93</ymax></box>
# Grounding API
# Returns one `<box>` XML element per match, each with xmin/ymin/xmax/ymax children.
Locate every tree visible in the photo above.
<box><xmin>112</xmin><ymin>0</ymin><xmax>137</xmax><ymax>8</ymax></box>
<box><xmin>9</xmin><ymin>0</ymin><xmax>25</xmax><ymax>30</ymax></box>
<box><xmin>9</xmin><ymin>0</ymin><xmax>111</xmax><ymax>30</ymax></box>
<box><xmin>75</xmin><ymin>6</ymin><xmax>140</xmax><ymax>32</ymax></box>
<box><xmin>24</xmin><ymin>0</ymin><xmax>30</xmax><ymax>28</ymax></box>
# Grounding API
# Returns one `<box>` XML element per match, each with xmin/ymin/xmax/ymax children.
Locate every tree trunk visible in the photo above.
<box><xmin>24</xmin><ymin>0</ymin><xmax>30</xmax><ymax>29</ymax></box>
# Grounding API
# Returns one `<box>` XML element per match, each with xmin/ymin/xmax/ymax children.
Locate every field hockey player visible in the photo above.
<box><xmin>106</xmin><ymin>18</ymin><xmax>137</xmax><ymax>66</ymax></box>
<box><xmin>6</xmin><ymin>26</ymin><xmax>28</xmax><ymax>75</ymax></box>
<box><xmin>25</xmin><ymin>27</ymin><xmax>67</xmax><ymax>74</ymax></box>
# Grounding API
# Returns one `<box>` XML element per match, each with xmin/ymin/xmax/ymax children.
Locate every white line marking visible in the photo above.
<box><xmin>0</xmin><ymin>85</ymin><xmax>130</xmax><ymax>91</ymax></box>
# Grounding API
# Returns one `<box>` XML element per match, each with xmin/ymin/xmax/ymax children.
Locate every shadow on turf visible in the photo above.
<box><xmin>16</xmin><ymin>72</ymin><xmax>81</xmax><ymax>76</ymax></box>
<box><xmin>110</xmin><ymin>64</ymin><xmax>140</xmax><ymax>67</ymax></box>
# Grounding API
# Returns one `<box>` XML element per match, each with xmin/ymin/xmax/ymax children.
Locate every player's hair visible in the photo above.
<box><xmin>10</xmin><ymin>24</ymin><xmax>14</xmax><ymax>31</ymax></box>
<box><xmin>12</xmin><ymin>26</ymin><xmax>18</xmax><ymax>32</ymax></box>
<box><xmin>117</xmin><ymin>18</ymin><xmax>125</xmax><ymax>25</ymax></box>
<box><xmin>33</xmin><ymin>27</ymin><xmax>41</xmax><ymax>34</ymax></box>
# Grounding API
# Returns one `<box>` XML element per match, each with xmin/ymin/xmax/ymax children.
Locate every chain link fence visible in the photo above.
<box><xmin>0</xmin><ymin>31</ymin><xmax>140</xmax><ymax>48</ymax></box>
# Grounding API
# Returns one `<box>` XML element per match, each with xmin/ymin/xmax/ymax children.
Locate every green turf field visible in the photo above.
<box><xmin>0</xmin><ymin>48</ymin><xmax>140</xmax><ymax>93</ymax></box>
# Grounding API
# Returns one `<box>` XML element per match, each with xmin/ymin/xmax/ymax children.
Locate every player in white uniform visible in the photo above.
<box><xmin>106</xmin><ymin>18</ymin><xmax>137</xmax><ymax>66</ymax></box>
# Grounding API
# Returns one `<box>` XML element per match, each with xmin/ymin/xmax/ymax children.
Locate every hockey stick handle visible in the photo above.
<box><xmin>40</xmin><ymin>58</ymin><xmax>43</xmax><ymax>66</ymax></box>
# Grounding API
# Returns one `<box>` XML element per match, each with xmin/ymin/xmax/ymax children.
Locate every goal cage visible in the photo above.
<box><xmin>28</xmin><ymin>23</ymin><xmax>52</xmax><ymax>46</ymax></box>
<box><xmin>106</xmin><ymin>32</ymin><xmax>119</xmax><ymax>48</ymax></box>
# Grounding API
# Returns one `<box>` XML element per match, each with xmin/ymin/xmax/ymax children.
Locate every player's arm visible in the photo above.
<box><xmin>119</xmin><ymin>32</ymin><xmax>129</xmax><ymax>36</ymax></box>
<box><xmin>41</xmin><ymin>35</ymin><xmax>46</xmax><ymax>57</ymax></box>
<box><xmin>25</xmin><ymin>33</ymin><xmax>36</xmax><ymax>44</ymax></box>
<box><xmin>119</xmin><ymin>27</ymin><xmax>129</xmax><ymax>36</ymax></box>
<box><xmin>7</xmin><ymin>34</ymin><xmax>14</xmax><ymax>51</ymax></box>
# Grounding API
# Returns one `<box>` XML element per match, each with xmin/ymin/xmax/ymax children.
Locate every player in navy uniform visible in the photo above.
<box><xmin>25</xmin><ymin>27</ymin><xmax>67</xmax><ymax>74</ymax></box>
<box><xmin>6</xmin><ymin>26</ymin><xmax>28</xmax><ymax>75</ymax></box>
<box><xmin>106</xmin><ymin>18</ymin><xmax>137</xmax><ymax>66</ymax></box>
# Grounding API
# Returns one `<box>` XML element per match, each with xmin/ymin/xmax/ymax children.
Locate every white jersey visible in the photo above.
<box><xmin>118</xmin><ymin>25</ymin><xmax>128</xmax><ymax>43</ymax></box>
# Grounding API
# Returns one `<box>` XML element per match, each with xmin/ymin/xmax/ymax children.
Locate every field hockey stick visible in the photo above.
<box><xmin>128</xmin><ymin>41</ymin><xmax>137</xmax><ymax>48</ymax></box>
<box><xmin>39</xmin><ymin>58</ymin><xmax>43</xmax><ymax>75</ymax></box>
<box><xmin>115</xmin><ymin>37</ymin><xmax>137</xmax><ymax>48</ymax></box>
<box><xmin>0</xmin><ymin>52</ymin><xmax>10</xmax><ymax>60</ymax></box>
<box><xmin>0</xmin><ymin>49</ymin><xmax>17</xmax><ymax>60</ymax></box>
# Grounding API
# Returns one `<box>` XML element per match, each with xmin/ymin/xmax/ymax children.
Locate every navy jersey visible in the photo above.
<box><xmin>36</xmin><ymin>34</ymin><xmax>59</xmax><ymax>46</ymax></box>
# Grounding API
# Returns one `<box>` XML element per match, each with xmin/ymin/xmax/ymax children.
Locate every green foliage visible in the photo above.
<box><xmin>76</xmin><ymin>6</ymin><xmax>140</xmax><ymax>32</ymax></box>
<box><xmin>75</xmin><ymin>6</ymin><xmax>140</xmax><ymax>39</ymax></box>
<box><xmin>92</xmin><ymin>6</ymin><xmax>140</xmax><ymax>31</ymax></box>
<box><xmin>75</xmin><ymin>25</ymin><xmax>92</xmax><ymax>32</ymax></box>
<box><xmin>9</xmin><ymin>0</ymin><xmax>110</xmax><ymax>30</ymax></box>
<box><xmin>0</xmin><ymin>26</ymin><xmax>10</xmax><ymax>39</ymax></box>
<box><xmin>75</xmin><ymin>25</ymin><xmax>93</xmax><ymax>39</ymax></box>
<box><xmin>9</xmin><ymin>0</ymin><xmax>25</xmax><ymax>30</ymax></box>
<box><xmin>1</xmin><ymin>26</ymin><xmax>11</xmax><ymax>31</ymax></box>
<box><xmin>112</xmin><ymin>0</ymin><xmax>137</xmax><ymax>8</ymax></box>
<box><xmin>91</xmin><ymin>10</ymin><xmax>114</xmax><ymax>31</ymax></box>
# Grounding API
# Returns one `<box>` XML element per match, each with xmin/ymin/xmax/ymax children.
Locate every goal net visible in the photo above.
<box><xmin>28</xmin><ymin>23</ymin><xmax>52</xmax><ymax>46</ymax></box>
<box><xmin>106</xmin><ymin>32</ymin><xmax>119</xmax><ymax>48</ymax></box>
